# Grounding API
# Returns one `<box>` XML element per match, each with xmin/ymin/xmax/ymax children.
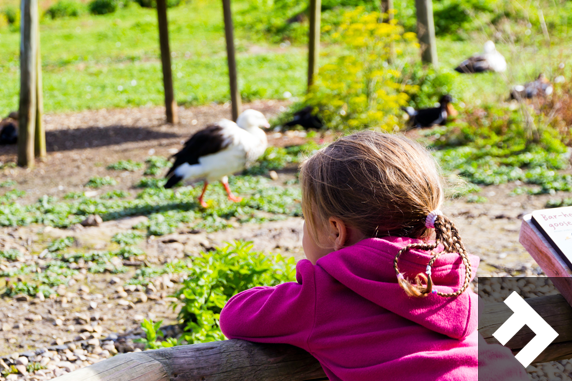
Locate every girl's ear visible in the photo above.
<box><xmin>327</xmin><ymin>217</ymin><xmax>348</xmax><ymax>251</ymax></box>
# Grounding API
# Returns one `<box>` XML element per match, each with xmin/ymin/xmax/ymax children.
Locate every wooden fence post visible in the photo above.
<box><xmin>381</xmin><ymin>0</ymin><xmax>393</xmax><ymax>21</ymax></box>
<box><xmin>18</xmin><ymin>0</ymin><xmax>38</xmax><ymax>168</ymax></box>
<box><xmin>157</xmin><ymin>0</ymin><xmax>178</xmax><ymax>124</ymax></box>
<box><xmin>35</xmin><ymin>18</ymin><xmax>46</xmax><ymax>159</ymax></box>
<box><xmin>380</xmin><ymin>0</ymin><xmax>395</xmax><ymax>63</ymax></box>
<box><xmin>222</xmin><ymin>0</ymin><xmax>241</xmax><ymax>122</ymax></box>
<box><xmin>307</xmin><ymin>0</ymin><xmax>321</xmax><ymax>90</ymax></box>
<box><xmin>414</xmin><ymin>0</ymin><xmax>438</xmax><ymax>67</ymax></box>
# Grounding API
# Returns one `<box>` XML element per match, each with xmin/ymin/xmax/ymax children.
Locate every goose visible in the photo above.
<box><xmin>164</xmin><ymin>109</ymin><xmax>270</xmax><ymax>208</ymax></box>
<box><xmin>0</xmin><ymin>112</ymin><xmax>18</xmax><ymax>145</ymax></box>
<box><xmin>401</xmin><ymin>95</ymin><xmax>457</xmax><ymax>129</ymax></box>
<box><xmin>510</xmin><ymin>73</ymin><xmax>553</xmax><ymax>100</ymax></box>
<box><xmin>283</xmin><ymin>106</ymin><xmax>324</xmax><ymax>130</ymax></box>
<box><xmin>455</xmin><ymin>41</ymin><xmax>507</xmax><ymax>74</ymax></box>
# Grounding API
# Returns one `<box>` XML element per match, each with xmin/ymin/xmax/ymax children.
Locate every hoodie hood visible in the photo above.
<box><xmin>317</xmin><ymin>237</ymin><xmax>479</xmax><ymax>340</ymax></box>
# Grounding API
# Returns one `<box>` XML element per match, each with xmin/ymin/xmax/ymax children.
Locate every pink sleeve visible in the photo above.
<box><xmin>219</xmin><ymin>259</ymin><xmax>316</xmax><ymax>351</ymax></box>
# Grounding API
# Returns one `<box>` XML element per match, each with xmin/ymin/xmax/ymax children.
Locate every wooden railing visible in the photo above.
<box><xmin>53</xmin><ymin>293</ymin><xmax>572</xmax><ymax>381</ymax></box>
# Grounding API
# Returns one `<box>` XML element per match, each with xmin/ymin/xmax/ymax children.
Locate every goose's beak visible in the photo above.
<box><xmin>261</xmin><ymin>122</ymin><xmax>271</xmax><ymax>129</ymax></box>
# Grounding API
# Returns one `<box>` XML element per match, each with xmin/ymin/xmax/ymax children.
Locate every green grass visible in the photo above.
<box><xmin>0</xmin><ymin>1</ymin><xmax>306</xmax><ymax>116</ymax></box>
<box><xmin>1</xmin><ymin>0</ymin><xmax>571</xmax><ymax>116</ymax></box>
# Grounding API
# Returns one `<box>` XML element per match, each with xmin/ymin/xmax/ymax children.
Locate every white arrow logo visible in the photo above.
<box><xmin>492</xmin><ymin>291</ymin><xmax>559</xmax><ymax>368</ymax></box>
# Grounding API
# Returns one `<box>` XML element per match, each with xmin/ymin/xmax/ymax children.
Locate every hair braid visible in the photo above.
<box><xmin>394</xmin><ymin>215</ymin><xmax>472</xmax><ymax>298</ymax></box>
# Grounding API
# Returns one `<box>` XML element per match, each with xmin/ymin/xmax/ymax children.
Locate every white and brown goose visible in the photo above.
<box><xmin>164</xmin><ymin>109</ymin><xmax>269</xmax><ymax>207</ymax></box>
<box><xmin>455</xmin><ymin>41</ymin><xmax>507</xmax><ymax>74</ymax></box>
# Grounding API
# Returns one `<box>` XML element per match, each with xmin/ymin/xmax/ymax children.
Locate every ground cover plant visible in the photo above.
<box><xmin>0</xmin><ymin>145</ymin><xmax>307</xmax><ymax>235</ymax></box>
<box><xmin>173</xmin><ymin>241</ymin><xmax>296</xmax><ymax>344</ymax></box>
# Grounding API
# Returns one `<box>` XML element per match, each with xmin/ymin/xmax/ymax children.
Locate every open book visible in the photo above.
<box><xmin>530</xmin><ymin>207</ymin><xmax>572</xmax><ymax>271</ymax></box>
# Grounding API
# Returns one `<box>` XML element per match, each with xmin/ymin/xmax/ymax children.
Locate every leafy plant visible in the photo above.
<box><xmin>134</xmin><ymin>319</ymin><xmax>181</xmax><ymax>349</ymax></box>
<box><xmin>133</xmin><ymin>0</ymin><xmax>184</xmax><ymax>8</ymax></box>
<box><xmin>173</xmin><ymin>241</ymin><xmax>296</xmax><ymax>344</ymax></box>
<box><xmin>88</xmin><ymin>0</ymin><xmax>118</xmax><ymax>15</ymax></box>
<box><xmin>0</xmin><ymin>189</ymin><xmax>25</xmax><ymax>203</ymax></box>
<box><xmin>305</xmin><ymin>8</ymin><xmax>417</xmax><ymax>131</ymax></box>
<box><xmin>0</xmin><ymin>249</ymin><xmax>23</xmax><ymax>261</ymax></box>
<box><xmin>101</xmin><ymin>190</ymin><xmax>130</xmax><ymax>199</ymax></box>
<box><xmin>244</xmin><ymin>142</ymin><xmax>320</xmax><ymax>175</ymax></box>
<box><xmin>0</xmin><ymin>180</ymin><xmax>15</xmax><ymax>188</ymax></box>
<box><xmin>144</xmin><ymin>156</ymin><xmax>171</xmax><ymax>176</ymax></box>
<box><xmin>45</xmin><ymin>0</ymin><xmax>84</xmax><ymax>19</ymax></box>
<box><xmin>107</xmin><ymin>160</ymin><xmax>144</xmax><ymax>171</ymax></box>
<box><xmin>48</xmin><ymin>237</ymin><xmax>75</xmax><ymax>252</ymax></box>
<box><xmin>85</xmin><ymin>176</ymin><xmax>117</xmax><ymax>188</ymax></box>
<box><xmin>2</xmin><ymin>6</ymin><xmax>19</xmax><ymax>25</ymax></box>
<box><xmin>112</xmin><ymin>231</ymin><xmax>144</xmax><ymax>245</ymax></box>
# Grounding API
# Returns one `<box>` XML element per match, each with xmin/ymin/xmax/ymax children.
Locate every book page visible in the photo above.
<box><xmin>531</xmin><ymin>207</ymin><xmax>572</xmax><ymax>268</ymax></box>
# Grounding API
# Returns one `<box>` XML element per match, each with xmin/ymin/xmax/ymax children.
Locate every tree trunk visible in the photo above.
<box><xmin>415</xmin><ymin>0</ymin><xmax>438</xmax><ymax>67</ymax></box>
<box><xmin>18</xmin><ymin>0</ymin><xmax>38</xmax><ymax>168</ymax></box>
<box><xmin>157</xmin><ymin>0</ymin><xmax>178</xmax><ymax>124</ymax></box>
<box><xmin>307</xmin><ymin>0</ymin><xmax>321</xmax><ymax>90</ymax></box>
<box><xmin>222</xmin><ymin>0</ymin><xmax>241</xmax><ymax>122</ymax></box>
<box><xmin>35</xmin><ymin>20</ymin><xmax>46</xmax><ymax>159</ymax></box>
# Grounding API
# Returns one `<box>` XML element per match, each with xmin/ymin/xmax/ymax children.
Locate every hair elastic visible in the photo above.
<box><xmin>425</xmin><ymin>210</ymin><xmax>443</xmax><ymax>229</ymax></box>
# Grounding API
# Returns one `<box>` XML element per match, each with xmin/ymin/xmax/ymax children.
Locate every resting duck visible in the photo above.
<box><xmin>0</xmin><ymin>111</ymin><xmax>18</xmax><ymax>145</ymax></box>
<box><xmin>510</xmin><ymin>73</ymin><xmax>553</xmax><ymax>100</ymax></box>
<box><xmin>402</xmin><ymin>95</ymin><xmax>457</xmax><ymax>129</ymax></box>
<box><xmin>455</xmin><ymin>41</ymin><xmax>507</xmax><ymax>74</ymax></box>
<box><xmin>164</xmin><ymin>109</ymin><xmax>269</xmax><ymax>208</ymax></box>
<box><xmin>283</xmin><ymin>106</ymin><xmax>324</xmax><ymax>130</ymax></box>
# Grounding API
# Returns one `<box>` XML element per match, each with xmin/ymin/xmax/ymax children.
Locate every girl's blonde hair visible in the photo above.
<box><xmin>300</xmin><ymin>131</ymin><xmax>471</xmax><ymax>298</ymax></box>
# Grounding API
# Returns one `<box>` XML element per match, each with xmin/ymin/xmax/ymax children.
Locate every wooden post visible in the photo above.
<box><xmin>381</xmin><ymin>0</ymin><xmax>393</xmax><ymax>22</ymax></box>
<box><xmin>414</xmin><ymin>0</ymin><xmax>438</xmax><ymax>67</ymax></box>
<box><xmin>35</xmin><ymin>17</ymin><xmax>45</xmax><ymax>159</ymax></box>
<box><xmin>156</xmin><ymin>0</ymin><xmax>178</xmax><ymax>124</ymax></box>
<box><xmin>18</xmin><ymin>0</ymin><xmax>38</xmax><ymax>168</ymax></box>
<box><xmin>222</xmin><ymin>0</ymin><xmax>241</xmax><ymax>122</ymax></box>
<box><xmin>380</xmin><ymin>0</ymin><xmax>395</xmax><ymax>63</ymax></box>
<box><xmin>307</xmin><ymin>0</ymin><xmax>321</xmax><ymax>90</ymax></box>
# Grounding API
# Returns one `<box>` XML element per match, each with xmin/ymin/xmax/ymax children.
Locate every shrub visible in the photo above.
<box><xmin>133</xmin><ymin>0</ymin><xmax>183</xmax><ymax>8</ymax></box>
<box><xmin>3</xmin><ymin>7</ymin><xmax>19</xmax><ymax>25</ymax></box>
<box><xmin>235</xmin><ymin>0</ymin><xmax>376</xmax><ymax>44</ymax></box>
<box><xmin>305</xmin><ymin>8</ymin><xmax>417</xmax><ymax>131</ymax></box>
<box><xmin>0</xmin><ymin>13</ymin><xmax>8</xmax><ymax>30</ymax></box>
<box><xmin>173</xmin><ymin>241</ymin><xmax>296</xmax><ymax>344</ymax></box>
<box><xmin>399</xmin><ymin>64</ymin><xmax>464</xmax><ymax>108</ymax></box>
<box><xmin>45</xmin><ymin>0</ymin><xmax>83</xmax><ymax>19</ymax></box>
<box><xmin>88</xmin><ymin>0</ymin><xmax>117</xmax><ymax>15</ymax></box>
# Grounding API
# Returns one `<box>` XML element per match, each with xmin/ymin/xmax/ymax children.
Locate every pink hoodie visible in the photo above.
<box><xmin>220</xmin><ymin>237</ymin><xmax>528</xmax><ymax>381</ymax></box>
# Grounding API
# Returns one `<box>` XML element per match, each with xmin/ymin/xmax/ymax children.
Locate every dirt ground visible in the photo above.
<box><xmin>0</xmin><ymin>101</ymin><xmax>569</xmax><ymax>380</ymax></box>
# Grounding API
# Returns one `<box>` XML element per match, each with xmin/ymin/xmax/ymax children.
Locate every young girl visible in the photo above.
<box><xmin>220</xmin><ymin>131</ymin><xmax>528</xmax><ymax>381</ymax></box>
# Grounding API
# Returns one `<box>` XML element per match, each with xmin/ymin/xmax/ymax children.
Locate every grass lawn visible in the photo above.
<box><xmin>0</xmin><ymin>0</ymin><xmax>571</xmax><ymax>116</ymax></box>
<box><xmin>0</xmin><ymin>0</ymin><xmax>307</xmax><ymax>116</ymax></box>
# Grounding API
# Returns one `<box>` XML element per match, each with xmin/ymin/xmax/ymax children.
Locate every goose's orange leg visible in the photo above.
<box><xmin>198</xmin><ymin>181</ymin><xmax>209</xmax><ymax>208</ymax></box>
<box><xmin>222</xmin><ymin>179</ymin><xmax>242</xmax><ymax>203</ymax></box>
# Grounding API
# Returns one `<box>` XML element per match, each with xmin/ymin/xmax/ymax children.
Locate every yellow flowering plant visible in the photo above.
<box><xmin>307</xmin><ymin>8</ymin><xmax>419</xmax><ymax>131</ymax></box>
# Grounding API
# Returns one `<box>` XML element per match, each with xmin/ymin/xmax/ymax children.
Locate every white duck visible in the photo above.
<box><xmin>455</xmin><ymin>41</ymin><xmax>507</xmax><ymax>74</ymax></box>
<box><xmin>165</xmin><ymin>109</ymin><xmax>269</xmax><ymax>207</ymax></box>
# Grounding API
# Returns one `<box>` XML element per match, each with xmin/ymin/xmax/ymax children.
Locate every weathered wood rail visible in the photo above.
<box><xmin>54</xmin><ymin>294</ymin><xmax>572</xmax><ymax>381</ymax></box>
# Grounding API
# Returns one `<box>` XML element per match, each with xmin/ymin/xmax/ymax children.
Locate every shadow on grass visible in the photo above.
<box><xmin>97</xmin><ymin>200</ymin><xmax>200</xmax><ymax>222</ymax></box>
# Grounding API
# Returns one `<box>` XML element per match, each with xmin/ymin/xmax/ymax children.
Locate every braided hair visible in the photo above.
<box><xmin>394</xmin><ymin>214</ymin><xmax>472</xmax><ymax>298</ymax></box>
